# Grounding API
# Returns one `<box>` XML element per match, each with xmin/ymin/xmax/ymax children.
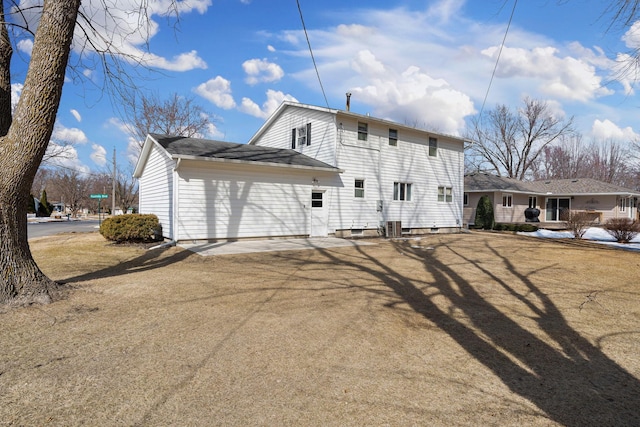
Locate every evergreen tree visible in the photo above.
<box><xmin>27</xmin><ymin>194</ymin><xmax>36</xmax><ymax>214</ymax></box>
<box><xmin>474</xmin><ymin>195</ymin><xmax>494</xmax><ymax>230</ymax></box>
<box><xmin>37</xmin><ymin>189</ymin><xmax>52</xmax><ymax>217</ymax></box>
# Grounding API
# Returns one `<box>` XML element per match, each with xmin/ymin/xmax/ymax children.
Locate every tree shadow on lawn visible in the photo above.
<box><xmin>284</xmin><ymin>236</ymin><xmax>640</xmax><ymax>426</ymax></box>
<box><xmin>59</xmin><ymin>245</ymin><xmax>195</xmax><ymax>285</ymax></box>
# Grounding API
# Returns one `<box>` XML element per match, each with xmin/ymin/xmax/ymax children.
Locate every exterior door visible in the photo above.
<box><xmin>310</xmin><ymin>190</ymin><xmax>328</xmax><ymax>237</ymax></box>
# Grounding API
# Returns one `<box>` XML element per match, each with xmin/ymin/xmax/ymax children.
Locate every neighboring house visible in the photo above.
<box><xmin>134</xmin><ymin>101</ymin><xmax>467</xmax><ymax>242</ymax></box>
<box><xmin>464</xmin><ymin>173</ymin><xmax>640</xmax><ymax>226</ymax></box>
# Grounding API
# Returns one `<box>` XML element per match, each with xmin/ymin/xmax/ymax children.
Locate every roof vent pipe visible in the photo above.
<box><xmin>346</xmin><ymin>92</ymin><xmax>352</xmax><ymax>111</ymax></box>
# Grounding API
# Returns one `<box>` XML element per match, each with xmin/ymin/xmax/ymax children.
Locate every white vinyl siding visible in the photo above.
<box><xmin>330</xmin><ymin>116</ymin><xmax>464</xmax><ymax>232</ymax></box>
<box><xmin>175</xmin><ymin>161</ymin><xmax>331</xmax><ymax>240</ymax></box>
<box><xmin>137</xmin><ymin>143</ymin><xmax>175</xmax><ymax>239</ymax></box>
<box><xmin>252</xmin><ymin>105</ymin><xmax>336</xmax><ymax>166</ymax></box>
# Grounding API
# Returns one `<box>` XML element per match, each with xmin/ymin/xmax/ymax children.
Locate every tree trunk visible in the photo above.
<box><xmin>0</xmin><ymin>0</ymin><xmax>81</xmax><ymax>304</ymax></box>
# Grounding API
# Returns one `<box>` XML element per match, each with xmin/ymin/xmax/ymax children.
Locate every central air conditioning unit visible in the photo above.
<box><xmin>386</xmin><ymin>221</ymin><xmax>402</xmax><ymax>238</ymax></box>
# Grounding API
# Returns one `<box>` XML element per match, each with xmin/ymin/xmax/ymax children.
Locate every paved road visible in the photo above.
<box><xmin>27</xmin><ymin>220</ymin><xmax>100</xmax><ymax>239</ymax></box>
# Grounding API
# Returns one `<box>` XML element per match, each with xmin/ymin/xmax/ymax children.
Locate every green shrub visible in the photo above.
<box><xmin>603</xmin><ymin>218</ymin><xmax>640</xmax><ymax>243</ymax></box>
<box><xmin>100</xmin><ymin>214</ymin><xmax>162</xmax><ymax>243</ymax></box>
<box><xmin>493</xmin><ymin>223</ymin><xmax>538</xmax><ymax>232</ymax></box>
<box><xmin>474</xmin><ymin>195</ymin><xmax>494</xmax><ymax>230</ymax></box>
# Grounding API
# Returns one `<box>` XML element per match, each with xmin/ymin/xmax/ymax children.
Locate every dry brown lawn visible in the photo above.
<box><xmin>1</xmin><ymin>231</ymin><xmax>639</xmax><ymax>426</ymax></box>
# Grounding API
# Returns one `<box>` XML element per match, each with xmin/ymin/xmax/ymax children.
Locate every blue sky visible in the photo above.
<box><xmin>10</xmin><ymin>0</ymin><xmax>640</xmax><ymax>173</ymax></box>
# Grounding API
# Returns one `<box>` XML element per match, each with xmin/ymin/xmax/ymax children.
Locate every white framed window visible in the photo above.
<box><xmin>354</xmin><ymin>179</ymin><xmax>365</xmax><ymax>198</ymax></box>
<box><xmin>620</xmin><ymin>197</ymin><xmax>627</xmax><ymax>212</ymax></box>
<box><xmin>528</xmin><ymin>196</ymin><xmax>537</xmax><ymax>209</ymax></box>
<box><xmin>502</xmin><ymin>193</ymin><xmax>513</xmax><ymax>208</ymax></box>
<box><xmin>291</xmin><ymin>123</ymin><xmax>311</xmax><ymax>148</ymax></box>
<box><xmin>358</xmin><ymin>122</ymin><xmax>368</xmax><ymax>141</ymax></box>
<box><xmin>429</xmin><ymin>137</ymin><xmax>437</xmax><ymax>157</ymax></box>
<box><xmin>438</xmin><ymin>186</ymin><xmax>453</xmax><ymax>203</ymax></box>
<box><xmin>389</xmin><ymin>128</ymin><xmax>398</xmax><ymax>146</ymax></box>
<box><xmin>394</xmin><ymin>182</ymin><xmax>412</xmax><ymax>201</ymax></box>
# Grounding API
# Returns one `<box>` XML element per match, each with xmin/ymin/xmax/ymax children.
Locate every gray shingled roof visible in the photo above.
<box><xmin>465</xmin><ymin>173</ymin><xmax>640</xmax><ymax>196</ymax></box>
<box><xmin>151</xmin><ymin>134</ymin><xmax>339</xmax><ymax>171</ymax></box>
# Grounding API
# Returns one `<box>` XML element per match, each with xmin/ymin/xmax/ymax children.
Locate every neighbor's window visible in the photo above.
<box><xmin>358</xmin><ymin>122</ymin><xmax>368</xmax><ymax>141</ymax></box>
<box><xmin>528</xmin><ymin>196</ymin><xmax>537</xmax><ymax>209</ymax></box>
<box><xmin>438</xmin><ymin>186</ymin><xmax>453</xmax><ymax>203</ymax></box>
<box><xmin>620</xmin><ymin>197</ymin><xmax>627</xmax><ymax>212</ymax></box>
<box><xmin>429</xmin><ymin>137</ymin><xmax>437</xmax><ymax>157</ymax></box>
<box><xmin>502</xmin><ymin>193</ymin><xmax>513</xmax><ymax>208</ymax></box>
<box><xmin>389</xmin><ymin>128</ymin><xmax>398</xmax><ymax>146</ymax></box>
<box><xmin>394</xmin><ymin>182</ymin><xmax>412</xmax><ymax>201</ymax></box>
<box><xmin>464</xmin><ymin>192</ymin><xmax>469</xmax><ymax>206</ymax></box>
<box><xmin>354</xmin><ymin>179</ymin><xmax>365</xmax><ymax>198</ymax></box>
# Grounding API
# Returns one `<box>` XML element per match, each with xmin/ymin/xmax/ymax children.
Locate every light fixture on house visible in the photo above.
<box><xmin>312</xmin><ymin>177</ymin><xmax>319</xmax><ymax>186</ymax></box>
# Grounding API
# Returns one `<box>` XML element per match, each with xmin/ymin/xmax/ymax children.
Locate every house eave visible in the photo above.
<box><xmin>172</xmin><ymin>154</ymin><xmax>344</xmax><ymax>174</ymax></box>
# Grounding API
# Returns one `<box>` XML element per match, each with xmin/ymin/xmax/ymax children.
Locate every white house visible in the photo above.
<box><xmin>134</xmin><ymin>101</ymin><xmax>466</xmax><ymax>242</ymax></box>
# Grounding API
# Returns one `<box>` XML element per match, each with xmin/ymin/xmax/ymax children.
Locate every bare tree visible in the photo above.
<box><xmin>467</xmin><ymin>98</ymin><xmax>574</xmax><ymax>180</ymax></box>
<box><xmin>532</xmin><ymin>134</ymin><xmax>588</xmax><ymax>180</ymax></box>
<box><xmin>50</xmin><ymin>170</ymin><xmax>91</xmax><ymax>218</ymax></box>
<box><xmin>0</xmin><ymin>1</ymin><xmax>182</xmax><ymax>305</ymax></box>
<box><xmin>124</xmin><ymin>92</ymin><xmax>213</xmax><ymax>152</ymax></box>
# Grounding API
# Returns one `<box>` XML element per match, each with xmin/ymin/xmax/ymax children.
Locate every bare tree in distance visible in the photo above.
<box><xmin>0</xmin><ymin>0</ymin><xmax>187</xmax><ymax>305</ymax></box>
<box><xmin>124</xmin><ymin>92</ymin><xmax>213</xmax><ymax>153</ymax></box>
<box><xmin>466</xmin><ymin>97</ymin><xmax>575</xmax><ymax>180</ymax></box>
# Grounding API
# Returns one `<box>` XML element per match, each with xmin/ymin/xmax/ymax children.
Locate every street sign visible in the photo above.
<box><xmin>90</xmin><ymin>194</ymin><xmax>109</xmax><ymax>199</ymax></box>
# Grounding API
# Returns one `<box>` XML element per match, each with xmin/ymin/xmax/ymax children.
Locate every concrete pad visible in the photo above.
<box><xmin>179</xmin><ymin>237</ymin><xmax>376</xmax><ymax>256</ymax></box>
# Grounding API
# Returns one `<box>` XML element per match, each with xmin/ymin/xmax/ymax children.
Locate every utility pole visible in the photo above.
<box><xmin>112</xmin><ymin>147</ymin><xmax>116</xmax><ymax>215</ymax></box>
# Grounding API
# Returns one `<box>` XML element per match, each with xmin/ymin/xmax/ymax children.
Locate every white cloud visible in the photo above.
<box><xmin>17</xmin><ymin>39</ymin><xmax>33</xmax><ymax>55</ymax></box>
<box><xmin>13</xmin><ymin>0</ymin><xmax>211</xmax><ymax>73</ymax></box>
<box><xmin>591</xmin><ymin>119</ymin><xmax>640</xmax><ymax>141</ymax></box>
<box><xmin>267</xmin><ymin>45</ymin><xmax>276</xmax><ymax>52</ymax></box>
<box><xmin>622</xmin><ymin>21</ymin><xmax>640</xmax><ymax>49</ymax></box>
<box><xmin>349</xmin><ymin>52</ymin><xmax>474</xmax><ymax>135</ymax></box>
<box><xmin>43</xmin><ymin>143</ymin><xmax>91</xmax><ymax>174</ymax></box>
<box><xmin>242</xmin><ymin>58</ymin><xmax>284</xmax><ymax>85</ymax></box>
<box><xmin>481</xmin><ymin>45</ymin><xmax>612</xmax><ymax>102</ymax></box>
<box><xmin>70</xmin><ymin>109</ymin><xmax>82</xmax><ymax>122</ymax></box>
<box><xmin>11</xmin><ymin>83</ymin><xmax>23</xmax><ymax>112</ymax></box>
<box><xmin>239</xmin><ymin>90</ymin><xmax>298</xmax><ymax>119</ymax></box>
<box><xmin>195</xmin><ymin>76</ymin><xmax>237</xmax><ymax>109</ymax></box>
<box><xmin>90</xmin><ymin>144</ymin><xmax>107</xmax><ymax>166</ymax></box>
<box><xmin>51</xmin><ymin>125</ymin><xmax>88</xmax><ymax>145</ymax></box>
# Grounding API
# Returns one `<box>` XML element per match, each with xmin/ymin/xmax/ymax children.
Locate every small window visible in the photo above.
<box><xmin>358</xmin><ymin>122</ymin><xmax>368</xmax><ymax>141</ymax></box>
<box><xmin>354</xmin><ymin>179</ymin><xmax>365</xmax><ymax>198</ymax></box>
<box><xmin>620</xmin><ymin>197</ymin><xmax>627</xmax><ymax>212</ymax></box>
<box><xmin>438</xmin><ymin>186</ymin><xmax>453</xmax><ymax>203</ymax></box>
<box><xmin>429</xmin><ymin>137</ymin><xmax>437</xmax><ymax>157</ymax></box>
<box><xmin>528</xmin><ymin>196</ymin><xmax>537</xmax><ymax>209</ymax></box>
<box><xmin>502</xmin><ymin>194</ymin><xmax>513</xmax><ymax>208</ymax></box>
<box><xmin>389</xmin><ymin>129</ymin><xmax>398</xmax><ymax>146</ymax></box>
<box><xmin>311</xmin><ymin>192</ymin><xmax>323</xmax><ymax>208</ymax></box>
<box><xmin>394</xmin><ymin>182</ymin><xmax>412</xmax><ymax>201</ymax></box>
<box><xmin>464</xmin><ymin>193</ymin><xmax>469</xmax><ymax>206</ymax></box>
<box><xmin>292</xmin><ymin>123</ymin><xmax>311</xmax><ymax>147</ymax></box>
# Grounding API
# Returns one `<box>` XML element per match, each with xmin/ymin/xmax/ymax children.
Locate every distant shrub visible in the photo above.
<box><xmin>474</xmin><ymin>195</ymin><xmax>494</xmax><ymax>230</ymax></box>
<box><xmin>493</xmin><ymin>223</ymin><xmax>538</xmax><ymax>232</ymax></box>
<box><xmin>561</xmin><ymin>210</ymin><xmax>594</xmax><ymax>239</ymax></box>
<box><xmin>603</xmin><ymin>218</ymin><xmax>640</xmax><ymax>243</ymax></box>
<box><xmin>100</xmin><ymin>214</ymin><xmax>162</xmax><ymax>243</ymax></box>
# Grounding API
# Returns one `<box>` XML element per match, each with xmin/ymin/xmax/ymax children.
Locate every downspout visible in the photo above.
<box><xmin>172</xmin><ymin>158</ymin><xmax>182</xmax><ymax>244</ymax></box>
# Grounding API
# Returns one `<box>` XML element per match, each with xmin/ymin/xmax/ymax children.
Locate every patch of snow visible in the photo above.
<box><xmin>518</xmin><ymin>227</ymin><xmax>640</xmax><ymax>251</ymax></box>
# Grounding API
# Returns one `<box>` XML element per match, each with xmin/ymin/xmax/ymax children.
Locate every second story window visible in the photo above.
<box><xmin>389</xmin><ymin>129</ymin><xmax>398</xmax><ymax>146</ymax></box>
<box><xmin>429</xmin><ymin>137</ymin><xmax>437</xmax><ymax>157</ymax></box>
<box><xmin>291</xmin><ymin>123</ymin><xmax>311</xmax><ymax>148</ymax></box>
<box><xmin>358</xmin><ymin>122</ymin><xmax>368</xmax><ymax>141</ymax></box>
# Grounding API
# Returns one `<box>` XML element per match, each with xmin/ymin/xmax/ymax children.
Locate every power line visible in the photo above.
<box><xmin>479</xmin><ymin>0</ymin><xmax>518</xmax><ymax>119</ymax></box>
<box><xmin>296</xmin><ymin>0</ymin><xmax>329</xmax><ymax>108</ymax></box>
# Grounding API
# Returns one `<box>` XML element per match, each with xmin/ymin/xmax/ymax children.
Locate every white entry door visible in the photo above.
<box><xmin>310</xmin><ymin>190</ymin><xmax>328</xmax><ymax>237</ymax></box>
